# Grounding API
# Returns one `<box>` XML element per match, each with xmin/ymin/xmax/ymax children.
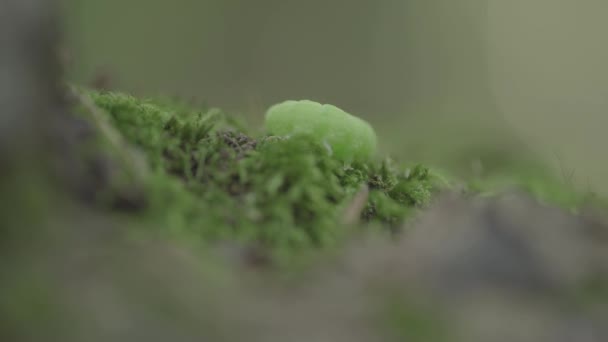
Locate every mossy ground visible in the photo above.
<box><xmin>3</xmin><ymin>88</ymin><xmax>607</xmax><ymax>342</ymax></box>
<box><xmin>71</xmin><ymin>89</ymin><xmax>604</xmax><ymax>264</ymax></box>
<box><xmin>75</xmin><ymin>90</ymin><xmax>447</xmax><ymax>260</ymax></box>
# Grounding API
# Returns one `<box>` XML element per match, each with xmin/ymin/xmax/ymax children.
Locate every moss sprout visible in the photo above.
<box><xmin>265</xmin><ymin>100</ymin><xmax>377</xmax><ymax>163</ymax></box>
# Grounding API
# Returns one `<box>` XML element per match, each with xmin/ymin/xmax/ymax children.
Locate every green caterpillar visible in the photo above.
<box><xmin>265</xmin><ymin>100</ymin><xmax>377</xmax><ymax>163</ymax></box>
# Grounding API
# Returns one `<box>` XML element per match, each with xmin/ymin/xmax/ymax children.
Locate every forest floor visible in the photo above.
<box><xmin>3</xmin><ymin>89</ymin><xmax>608</xmax><ymax>342</ymax></box>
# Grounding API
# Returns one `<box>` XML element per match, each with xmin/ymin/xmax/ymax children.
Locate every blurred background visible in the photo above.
<box><xmin>62</xmin><ymin>0</ymin><xmax>608</xmax><ymax>194</ymax></box>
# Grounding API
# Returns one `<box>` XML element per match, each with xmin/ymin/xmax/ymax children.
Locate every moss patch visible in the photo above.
<box><xmin>72</xmin><ymin>89</ymin><xmax>607</xmax><ymax>264</ymax></box>
<box><xmin>75</xmin><ymin>90</ymin><xmax>443</xmax><ymax>258</ymax></box>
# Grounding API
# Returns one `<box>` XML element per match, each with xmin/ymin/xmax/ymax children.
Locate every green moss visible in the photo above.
<box><xmin>78</xmin><ymin>90</ymin><xmax>441</xmax><ymax>257</ymax></box>
<box><xmin>76</xmin><ymin>89</ymin><xmax>606</xmax><ymax>261</ymax></box>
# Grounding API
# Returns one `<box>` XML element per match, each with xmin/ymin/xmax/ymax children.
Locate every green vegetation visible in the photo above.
<box><xmin>4</xmin><ymin>87</ymin><xmax>606</xmax><ymax>341</ymax></box>
<box><xmin>265</xmin><ymin>100</ymin><xmax>377</xmax><ymax>162</ymax></box>
<box><xmin>71</xmin><ymin>89</ymin><xmax>604</xmax><ymax>264</ymax></box>
<box><xmin>77</xmin><ymin>90</ymin><xmax>441</xmax><ymax>259</ymax></box>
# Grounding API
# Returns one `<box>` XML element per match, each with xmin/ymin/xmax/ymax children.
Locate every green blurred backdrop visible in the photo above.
<box><xmin>61</xmin><ymin>0</ymin><xmax>608</xmax><ymax>194</ymax></box>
